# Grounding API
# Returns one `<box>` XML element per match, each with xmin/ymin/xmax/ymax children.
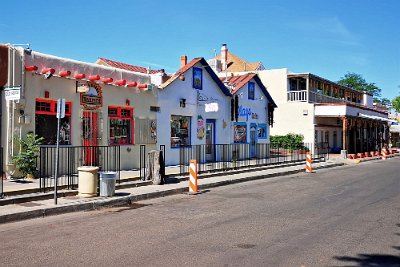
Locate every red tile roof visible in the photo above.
<box><xmin>220</xmin><ymin>73</ymin><xmax>256</xmax><ymax>94</ymax></box>
<box><xmin>96</xmin><ymin>58</ymin><xmax>164</xmax><ymax>74</ymax></box>
<box><xmin>160</xmin><ymin>58</ymin><xmax>203</xmax><ymax>88</ymax></box>
<box><xmin>222</xmin><ymin>73</ymin><xmax>277</xmax><ymax>107</ymax></box>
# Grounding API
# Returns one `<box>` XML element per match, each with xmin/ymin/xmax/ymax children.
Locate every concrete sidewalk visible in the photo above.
<box><xmin>1</xmin><ymin>153</ymin><xmax>398</xmax><ymax>224</ymax></box>
<box><xmin>0</xmin><ymin>159</ymin><xmax>345</xmax><ymax>224</ymax></box>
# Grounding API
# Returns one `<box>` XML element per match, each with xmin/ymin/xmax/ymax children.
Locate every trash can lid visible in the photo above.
<box><xmin>77</xmin><ymin>166</ymin><xmax>99</xmax><ymax>171</ymax></box>
<box><xmin>100</xmin><ymin>171</ymin><xmax>117</xmax><ymax>179</ymax></box>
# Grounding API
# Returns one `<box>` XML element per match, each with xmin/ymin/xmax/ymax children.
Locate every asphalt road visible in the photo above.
<box><xmin>0</xmin><ymin>158</ymin><xmax>399</xmax><ymax>267</ymax></box>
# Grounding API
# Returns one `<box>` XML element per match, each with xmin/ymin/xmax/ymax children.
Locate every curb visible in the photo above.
<box><xmin>0</xmin><ymin>161</ymin><xmax>312</xmax><ymax>206</ymax></box>
<box><xmin>0</xmin><ymin>162</ymin><xmax>344</xmax><ymax>224</ymax></box>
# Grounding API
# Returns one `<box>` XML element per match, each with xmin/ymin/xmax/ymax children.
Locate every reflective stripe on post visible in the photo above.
<box><xmin>306</xmin><ymin>153</ymin><xmax>312</xmax><ymax>173</ymax></box>
<box><xmin>189</xmin><ymin>160</ymin><xmax>198</xmax><ymax>193</ymax></box>
<box><xmin>382</xmin><ymin>149</ymin><xmax>387</xmax><ymax>160</ymax></box>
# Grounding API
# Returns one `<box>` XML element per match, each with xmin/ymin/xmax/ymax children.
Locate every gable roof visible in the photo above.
<box><xmin>213</xmin><ymin>51</ymin><xmax>263</xmax><ymax>72</ymax></box>
<box><xmin>96</xmin><ymin>58</ymin><xmax>164</xmax><ymax>74</ymax></box>
<box><xmin>160</xmin><ymin>57</ymin><xmax>231</xmax><ymax>96</ymax></box>
<box><xmin>222</xmin><ymin>73</ymin><xmax>277</xmax><ymax>108</ymax></box>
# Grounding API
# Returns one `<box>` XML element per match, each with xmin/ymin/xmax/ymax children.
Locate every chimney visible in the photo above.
<box><xmin>180</xmin><ymin>55</ymin><xmax>187</xmax><ymax>68</ymax></box>
<box><xmin>221</xmin><ymin>44</ymin><xmax>228</xmax><ymax>71</ymax></box>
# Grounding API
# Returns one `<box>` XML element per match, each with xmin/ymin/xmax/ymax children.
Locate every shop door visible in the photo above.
<box><xmin>205</xmin><ymin>119</ymin><xmax>215</xmax><ymax>162</ymax></box>
<box><xmin>250</xmin><ymin>124</ymin><xmax>257</xmax><ymax>158</ymax></box>
<box><xmin>82</xmin><ymin>111</ymin><xmax>99</xmax><ymax>166</ymax></box>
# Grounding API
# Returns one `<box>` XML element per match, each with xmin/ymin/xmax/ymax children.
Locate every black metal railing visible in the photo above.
<box><xmin>179</xmin><ymin>142</ymin><xmax>329</xmax><ymax>176</ymax></box>
<box><xmin>38</xmin><ymin>145</ymin><xmax>120</xmax><ymax>192</ymax></box>
<box><xmin>139</xmin><ymin>144</ymin><xmax>167</xmax><ymax>180</ymax></box>
<box><xmin>0</xmin><ymin>147</ymin><xmax>3</xmax><ymax>199</ymax></box>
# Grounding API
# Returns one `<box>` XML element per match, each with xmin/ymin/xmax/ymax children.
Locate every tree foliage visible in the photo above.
<box><xmin>337</xmin><ymin>72</ymin><xmax>381</xmax><ymax>99</ymax></box>
<box><xmin>392</xmin><ymin>96</ymin><xmax>400</xmax><ymax>113</ymax></box>
<box><xmin>375</xmin><ymin>97</ymin><xmax>392</xmax><ymax>107</ymax></box>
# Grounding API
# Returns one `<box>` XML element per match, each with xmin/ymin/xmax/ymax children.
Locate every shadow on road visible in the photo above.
<box><xmin>333</xmin><ymin>224</ymin><xmax>400</xmax><ymax>267</ymax></box>
<box><xmin>334</xmin><ymin>254</ymin><xmax>400</xmax><ymax>267</ymax></box>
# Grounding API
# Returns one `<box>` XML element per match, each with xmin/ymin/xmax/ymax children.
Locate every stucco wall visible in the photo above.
<box><xmin>3</xmin><ymin>66</ymin><xmax>158</xmax><ymax>170</ymax></box>
<box><xmin>257</xmin><ymin>68</ymin><xmax>315</xmax><ymax>144</ymax></box>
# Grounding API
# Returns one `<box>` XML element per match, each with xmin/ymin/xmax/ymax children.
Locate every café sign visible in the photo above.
<box><xmin>80</xmin><ymin>81</ymin><xmax>103</xmax><ymax>110</ymax></box>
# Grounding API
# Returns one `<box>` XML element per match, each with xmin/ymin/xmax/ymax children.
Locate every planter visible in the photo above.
<box><xmin>26</xmin><ymin>173</ymin><xmax>35</xmax><ymax>180</ymax></box>
<box><xmin>5</xmin><ymin>163</ymin><xmax>16</xmax><ymax>179</ymax></box>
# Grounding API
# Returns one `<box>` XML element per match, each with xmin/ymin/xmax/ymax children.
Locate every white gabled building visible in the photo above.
<box><xmin>157</xmin><ymin>57</ymin><xmax>232</xmax><ymax>165</ymax></box>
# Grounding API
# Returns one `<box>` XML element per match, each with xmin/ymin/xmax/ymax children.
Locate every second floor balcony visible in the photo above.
<box><xmin>287</xmin><ymin>90</ymin><xmax>363</xmax><ymax>106</ymax></box>
<box><xmin>287</xmin><ymin>74</ymin><xmax>367</xmax><ymax>107</ymax></box>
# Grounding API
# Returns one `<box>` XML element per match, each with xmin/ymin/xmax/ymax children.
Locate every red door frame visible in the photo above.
<box><xmin>83</xmin><ymin>111</ymin><xmax>98</xmax><ymax>165</ymax></box>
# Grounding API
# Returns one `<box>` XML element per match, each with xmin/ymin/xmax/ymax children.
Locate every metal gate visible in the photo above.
<box><xmin>0</xmin><ymin>147</ymin><xmax>3</xmax><ymax>198</ymax></box>
<box><xmin>82</xmin><ymin>110</ymin><xmax>100</xmax><ymax>165</ymax></box>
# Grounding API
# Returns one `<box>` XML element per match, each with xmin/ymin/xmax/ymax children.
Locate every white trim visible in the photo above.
<box><xmin>358</xmin><ymin>113</ymin><xmax>396</xmax><ymax>123</ymax></box>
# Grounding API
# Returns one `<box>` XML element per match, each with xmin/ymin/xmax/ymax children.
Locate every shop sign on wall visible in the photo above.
<box><xmin>205</xmin><ymin>102</ymin><xmax>219</xmax><ymax>112</ymax></box>
<box><xmin>238</xmin><ymin>105</ymin><xmax>252</xmax><ymax>121</ymax></box>
<box><xmin>80</xmin><ymin>81</ymin><xmax>103</xmax><ymax>110</ymax></box>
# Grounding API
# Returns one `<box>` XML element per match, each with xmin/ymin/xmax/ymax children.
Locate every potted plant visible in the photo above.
<box><xmin>12</xmin><ymin>133</ymin><xmax>44</xmax><ymax>179</ymax></box>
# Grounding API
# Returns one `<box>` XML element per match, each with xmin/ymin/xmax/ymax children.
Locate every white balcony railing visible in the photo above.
<box><xmin>288</xmin><ymin>90</ymin><xmax>364</xmax><ymax>107</ymax></box>
<box><xmin>287</xmin><ymin>90</ymin><xmax>307</xmax><ymax>102</ymax></box>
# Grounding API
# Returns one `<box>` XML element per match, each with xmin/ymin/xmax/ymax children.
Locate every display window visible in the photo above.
<box><xmin>171</xmin><ymin>115</ymin><xmax>191</xmax><ymax>148</ymax></box>
<box><xmin>233</xmin><ymin>122</ymin><xmax>247</xmax><ymax>143</ymax></box>
<box><xmin>35</xmin><ymin>99</ymin><xmax>72</xmax><ymax>145</ymax></box>
<box><xmin>108</xmin><ymin>106</ymin><xmax>134</xmax><ymax>145</ymax></box>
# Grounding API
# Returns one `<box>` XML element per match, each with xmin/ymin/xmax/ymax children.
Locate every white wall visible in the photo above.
<box><xmin>257</xmin><ymin>69</ymin><xmax>315</xmax><ymax>144</ymax></box>
<box><xmin>257</xmin><ymin>69</ymin><xmax>289</xmax><ymax>103</ymax></box>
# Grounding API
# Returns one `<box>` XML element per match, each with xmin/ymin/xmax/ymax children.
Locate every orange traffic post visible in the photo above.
<box><xmin>189</xmin><ymin>159</ymin><xmax>198</xmax><ymax>193</ymax></box>
<box><xmin>305</xmin><ymin>153</ymin><xmax>312</xmax><ymax>173</ymax></box>
<box><xmin>382</xmin><ymin>148</ymin><xmax>388</xmax><ymax>160</ymax></box>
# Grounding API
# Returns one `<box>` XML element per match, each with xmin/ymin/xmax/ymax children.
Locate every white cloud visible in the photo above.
<box><xmin>136</xmin><ymin>60</ymin><xmax>174</xmax><ymax>71</ymax></box>
<box><xmin>289</xmin><ymin>16</ymin><xmax>360</xmax><ymax>46</ymax></box>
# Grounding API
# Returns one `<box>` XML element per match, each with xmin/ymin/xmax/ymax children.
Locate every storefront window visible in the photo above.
<box><xmin>35</xmin><ymin>99</ymin><xmax>72</xmax><ymax>145</ymax></box>
<box><xmin>108</xmin><ymin>106</ymin><xmax>134</xmax><ymax>145</ymax></box>
<box><xmin>233</xmin><ymin>122</ymin><xmax>247</xmax><ymax>143</ymax></box>
<box><xmin>171</xmin><ymin>115</ymin><xmax>190</xmax><ymax>148</ymax></box>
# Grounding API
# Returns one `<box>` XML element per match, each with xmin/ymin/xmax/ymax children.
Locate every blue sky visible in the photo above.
<box><xmin>1</xmin><ymin>0</ymin><xmax>399</xmax><ymax>99</ymax></box>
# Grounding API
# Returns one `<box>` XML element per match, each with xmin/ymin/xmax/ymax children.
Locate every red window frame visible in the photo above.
<box><xmin>35</xmin><ymin>98</ymin><xmax>72</xmax><ymax>116</ymax></box>
<box><xmin>35</xmin><ymin>98</ymin><xmax>72</xmax><ymax>145</ymax></box>
<box><xmin>108</xmin><ymin>106</ymin><xmax>134</xmax><ymax>145</ymax></box>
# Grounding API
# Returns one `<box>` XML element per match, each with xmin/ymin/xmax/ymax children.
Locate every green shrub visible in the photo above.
<box><xmin>270</xmin><ymin>133</ymin><xmax>307</xmax><ymax>151</ymax></box>
<box><xmin>12</xmin><ymin>133</ymin><xmax>44</xmax><ymax>177</ymax></box>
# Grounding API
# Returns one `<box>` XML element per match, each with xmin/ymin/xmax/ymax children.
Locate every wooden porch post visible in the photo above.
<box><xmin>341</xmin><ymin>116</ymin><xmax>349</xmax><ymax>158</ymax></box>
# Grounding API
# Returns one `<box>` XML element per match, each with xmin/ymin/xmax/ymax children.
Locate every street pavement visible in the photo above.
<box><xmin>0</xmin><ymin>153</ymin><xmax>397</xmax><ymax>224</ymax></box>
<box><xmin>0</xmin><ymin>157</ymin><xmax>398</xmax><ymax>266</ymax></box>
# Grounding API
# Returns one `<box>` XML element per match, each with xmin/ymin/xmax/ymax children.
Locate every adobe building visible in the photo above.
<box><xmin>0</xmin><ymin>44</ymin><xmax>163</xmax><ymax>172</ymax></box>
